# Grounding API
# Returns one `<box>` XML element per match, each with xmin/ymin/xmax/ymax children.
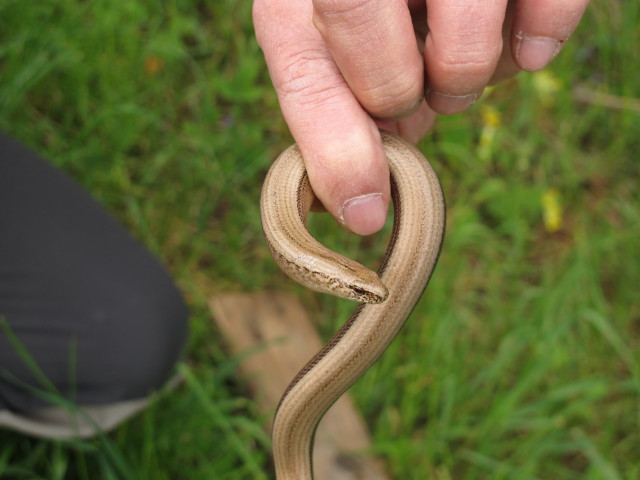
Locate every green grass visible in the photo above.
<box><xmin>0</xmin><ymin>0</ymin><xmax>638</xmax><ymax>478</ymax></box>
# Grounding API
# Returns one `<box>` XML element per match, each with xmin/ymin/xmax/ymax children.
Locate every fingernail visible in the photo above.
<box><xmin>341</xmin><ymin>193</ymin><xmax>386</xmax><ymax>236</ymax></box>
<box><xmin>516</xmin><ymin>35</ymin><xmax>560</xmax><ymax>72</ymax></box>
<box><xmin>426</xmin><ymin>91</ymin><xmax>478</xmax><ymax>115</ymax></box>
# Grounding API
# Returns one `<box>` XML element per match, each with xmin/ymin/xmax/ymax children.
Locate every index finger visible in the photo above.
<box><xmin>312</xmin><ymin>0</ymin><xmax>424</xmax><ymax>119</ymax></box>
<box><xmin>254</xmin><ymin>0</ymin><xmax>391</xmax><ymax>235</ymax></box>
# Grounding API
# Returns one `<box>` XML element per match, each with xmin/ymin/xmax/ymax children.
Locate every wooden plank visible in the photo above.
<box><xmin>209</xmin><ymin>291</ymin><xmax>390</xmax><ymax>480</ymax></box>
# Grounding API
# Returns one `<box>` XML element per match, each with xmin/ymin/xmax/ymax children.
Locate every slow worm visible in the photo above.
<box><xmin>261</xmin><ymin>131</ymin><xmax>446</xmax><ymax>479</ymax></box>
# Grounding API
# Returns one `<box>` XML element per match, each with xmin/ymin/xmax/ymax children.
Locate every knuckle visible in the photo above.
<box><xmin>276</xmin><ymin>49</ymin><xmax>347</xmax><ymax>108</ymax></box>
<box><xmin>359</xmin><ymin>70</ymin><xmax>423</xmax><ymax>118</ymax></box>
<box><xmin>431</xmin><ymin>43</ymin><xmax>502</xmax><ymax>89</ymax></box>
<box><xmin>314</xmin><ymin>0</ymin><xmax>371</xmax><ymax>17</ymax></box>
<box><xmin>313</xmin><ymin>0</ymin><xmax>387</xmax><ymax>32</ymax></box>
<box><xmin>436</xmin><ymin>48</ymin><xmax>497</xmax><ymax>74</ymax></box>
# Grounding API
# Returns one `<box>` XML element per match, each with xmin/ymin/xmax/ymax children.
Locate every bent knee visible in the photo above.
<box><xmin>78</xmin><ymin>276</ymin><xmax>189</xmax><ymax>403</ymax></box>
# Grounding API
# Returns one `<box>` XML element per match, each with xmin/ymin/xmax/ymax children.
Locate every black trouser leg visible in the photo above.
<box><xmin>0</xmin><ymin>132</ymin><xmax>189</xmax><ymax>418</ymax></box>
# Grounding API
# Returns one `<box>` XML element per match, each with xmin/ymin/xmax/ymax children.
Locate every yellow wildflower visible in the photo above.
<box><xmin>478</xmin><ymin>105</ymin><xmax>501</xmax><ymax>161</ymax></box>
<box><xmin>532</xmin><ymin>71</ymin><xmax>561</xmax><ymax>108</ymax></box>
<box><xmin>541</xmin><ymin>188</ymin><xmax>563</xmax><ymax>232</ymax></box>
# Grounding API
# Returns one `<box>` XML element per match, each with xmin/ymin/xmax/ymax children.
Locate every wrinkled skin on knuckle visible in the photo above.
<box><xmin>275</xmin><ymin>49</ymin><xmax>348</xmax><ymax>109</ymax></box>
<box><xmin>428</xmin><ymin>41</ymin><xmax>503</xmax><ymax>92</ymax></box>
<box><xmin>313</xmin><ymin>0</ymin><xmax>374</xmax><ymax>22</ymax></box>
<box><xmin>358</xmin><ymin>67</ymin><xmax>424</xmax><ymax>119</ymax></box>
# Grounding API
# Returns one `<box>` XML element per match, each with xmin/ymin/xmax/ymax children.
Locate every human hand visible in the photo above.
<box><xmin>254</xmin><ymin>0</ymin><xmax>589</xmax><ymax>235</ymax></box>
